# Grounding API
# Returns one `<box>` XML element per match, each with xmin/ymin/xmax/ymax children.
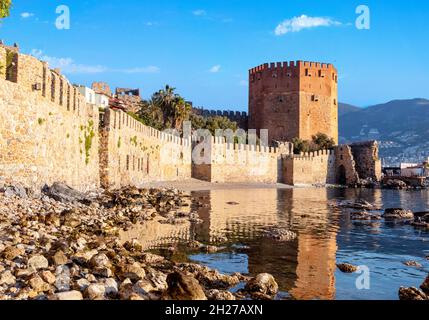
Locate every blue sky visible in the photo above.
<box><xmin>1</xmin><ymin>0</ymin><xmax>428</xmax><ymax>110</ymax></box>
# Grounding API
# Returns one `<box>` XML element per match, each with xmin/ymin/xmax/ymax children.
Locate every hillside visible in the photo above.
<box><xmin>338</xmin><ymin>98</ymin><xmax>429</xmax><ymax>166</ymax></box>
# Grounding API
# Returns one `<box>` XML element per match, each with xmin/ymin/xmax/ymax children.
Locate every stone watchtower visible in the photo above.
<box><xmin>248</xmin><ymin>61</ymin><xmax>338</xmax><ymax>144</ymax></box>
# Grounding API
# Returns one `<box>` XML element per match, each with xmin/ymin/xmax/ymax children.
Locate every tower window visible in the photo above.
<box><xmin>305</xmin><ymin>69</ymin><xmax>310</xmax><ymax>77</ymax></box>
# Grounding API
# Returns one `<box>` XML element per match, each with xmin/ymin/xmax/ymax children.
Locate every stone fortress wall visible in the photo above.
<box><xmin>0</xmin><ymin>44</ymin><xmax>100</xmax><ymax>192</ymax></box>
<box><xmin>192</xmin><ymin>136</ymin><xmax>280</xmax><ymax>183</ymax></box>
<box><xmin>282</xmin><ymin>150</ymin><xmax>336</xmax><ymax>186</ymax></box>
<box><xmin>192</xmin><ymin>107</ymin><xmax>249</xmax><ymax>130</ymax></box>
<box><xmin>0</xmin><ymin>43</ymin><xmax>381</xmax><ymax>190</ymax></box>
<box><xmin>99</xmin><ymin>109</ymin><xmax>192</xmax><ymax>190</ymax></box>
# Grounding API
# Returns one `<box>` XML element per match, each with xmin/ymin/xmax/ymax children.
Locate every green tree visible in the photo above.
<box><xmin>312</xmin><ymin>133</ymin><xmax>335</xmax><ymax>150</ymax></box>
<box><xmin>292</xmin><ymin>133</ymin><xmax>335</xmax><ymax>154</ymax></box>
<box><xmin>0</xmin><ymin>0</ymin><xmax>12</xmax><ymax>19</ymax></box>
<box><xmin>292</xmin><ymin>137</ymin><xmax>311</xmax><ymax>154</ymax></box>
<box><xmin>151</xmin><ymin>85</ymin><xmax>192</xmax><ymax>129</ymax></box>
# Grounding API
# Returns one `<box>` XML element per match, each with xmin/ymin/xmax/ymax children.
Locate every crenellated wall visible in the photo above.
<box><xmin>0</xmin><ymin>45</ymin><xmax>100</xmax><ymax>191</ymax></box>
<box><xmin>99</xmin><ymin>109</ymin><xmax>192</xmax><ymax>189</ymax></box>
<box><xmin>192</xmin><ymin>108</ymin><xmax>249</xmax><ymax>130</ymax></box>
<box><xmin>0</xmin><ymin>43</ymin><xmax>381</xmax><ymax>191</ymax></box>
<box><xmin>192</xmin><ymin>137</ymin><xmax>279</xmax><ymax>183</ymax></box>
<box><xmin>282</xmin><ymin>150</ymin><xmax>336</xmax><ymax>186</ymax></box>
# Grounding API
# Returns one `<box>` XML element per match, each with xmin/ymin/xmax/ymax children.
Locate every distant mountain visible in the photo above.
<box><xmin>338</xmin><ymin>103</ymin><xmax>361</xmax><ymax>117</ymax></box>
<box><xmin>339</xmin><ymin>98</ymin><xmax>429</xmax><ymax>166</ymax></box>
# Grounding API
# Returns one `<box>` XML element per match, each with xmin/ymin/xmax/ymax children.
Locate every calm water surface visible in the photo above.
<box><xmin>121</xmin><ymin>188</ymin><xmax>429</xmax><ymax>300</ymax></box>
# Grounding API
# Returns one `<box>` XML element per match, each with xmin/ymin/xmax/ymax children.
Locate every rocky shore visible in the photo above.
<box><xmin>0</xmin><ymin>182</ymin><xmax>279</xmax><ymax>301</ymax></box>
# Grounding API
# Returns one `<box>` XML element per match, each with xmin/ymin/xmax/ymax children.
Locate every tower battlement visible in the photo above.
<box><xmin>249</xmin><ymin>60</ymin><xmax>336</xmax><ymax>76</ymax></box>
<box><xmin>248</xmin><ymin>60</ymin><xmax>339</xmax><ymax>144</ymax></box>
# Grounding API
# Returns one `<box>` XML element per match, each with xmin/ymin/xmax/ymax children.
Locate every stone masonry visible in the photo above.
<box><xmin>249</xmin><ymin>61</ymin><xmax>338</xmax><ymax>144</ymax></box>
<box><xmin>0</xmin><ymin>43</ymin><xmax>381</xmax><ymax>190</ymax></box>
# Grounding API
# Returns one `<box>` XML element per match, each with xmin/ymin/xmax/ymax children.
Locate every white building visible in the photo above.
<box><xmin>77</xmin><ymin>86</ymin><xmax>96</xmax><ymax>105</ymax></box>
<box><xmin>77</xmin><ymin>86</ymin><xmax>109</xmax><ymax>109</ymax></box>
<box><xmin>400</xmin><ymin>158</ymin><xmax>429</xmax><ymax>177</ymax></box>
<box><xmin>95</xmin><ymin>93</ymin><xmax>109</xmax><ymax>109</ymax></box>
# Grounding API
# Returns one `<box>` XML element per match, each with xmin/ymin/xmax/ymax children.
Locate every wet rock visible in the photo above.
<box><xmin>399</xmin><ymin>287</ymin><xmax>428</xmax><ymax>300</ymax></box>
<box><xmin>206</xmin><ymin>289</ymin><xmax>236</xmax><ymax>300</ymax></box>
<box><xmin>350</xmin><ymin>211</ymin><xmax>381</xmax><ymax>221</ymax></box>
<box><xmin>177</xmin><ymin>264</ymin><xmax>239</xmax><ymax>289</ymax></box>
<box><xmin>337</xmin><ymin>199</ymin><xmax>379</xmax><ymax>210</ymax></box>
<box><xmin>265</xmin><ymin>228</ymin><xmax>297</xmax><ymax>241</ymax></box>
<box><xmin>337</xmin><ymin>263</ymin><xmax>358</xmax><ymax>273</ymax></box>
<box><xmin>55</xmin><ymin>290</ymin><xmax>83</xmax><ymax>301</ymax></box>
<box><xmin>383</xmin><ymin>179</ymin><xmax>408</xmax><ymax>190</ymax></box>
<box><xmin>202</xmin><ymin>245</ymin><xmax>224</xmax><ymax>254</ymax></box>
<box><xmin>244</xmin><ymin>273</ymin><xmax>278</xmax><ymax>297</ymax></box>
<box><xmin>421</xmin><ymin>274</ymin><xmax>429</xmax><ymax>294</ymax></box>
<box><xmin>165</xmin><ymin>272</ymin><xmax>207</xmax><ymax>300</ymax></box>
<box><xmin>383</xmin><ymin>208</ymin><xmax>414</xmax><ymax>221</ymax></box>
<box><xmin>28</xmin><ymin>255</ymin><xmax>49</xmax><ymax>270</ymax></box>
<box><xmin>1</xmin><ymin>246</ymin><xmax>25</xmax><ymax>261</ymax></box>
<box><xmin>403</xmin><ymin>261</ymin><xmax>422</xmax><ymax>267</ymax></box>
<box><xmin>0</xmin><ymin>271</ymin><xmax>16</xmax><ymax>286</ymax></box>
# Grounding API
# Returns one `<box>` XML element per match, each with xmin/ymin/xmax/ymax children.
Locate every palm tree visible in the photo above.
<box><xmin>151</xmin><ymin>85</ymin><xmax>191</xmax><ymax>130</ymax></box>
<box><xmin>0</xmin><ymin>0</ymin><xmax>12</xmax><ymax>19</ymax></box>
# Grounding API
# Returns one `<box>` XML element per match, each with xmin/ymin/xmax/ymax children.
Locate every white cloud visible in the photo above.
<box><xmin>239</xmin><ymin>80</ymin><xmax>248</xmax><ymax>86</ymax></box>
<box><xmin>21</xmin><ymin>12</ymin><xmax>34</xmax><ymax>19</ymax></box>
<box><xmin>31</xmin><ymin>49</ymin><xmax>106</xmax><ymax>74</ymax></box>
<box><xmin>31</xmin><ymin>49</ymin><xmax>160</xmax><ymax>75</ymax></box>
<box><xmin>193</xmin><ymin>9</ymin><xmax>207</xmax><ymax>16</ymax></box>
<box><xmin>274</xmin><ymin>15</ymin><xmax>341</xmax><ymax>35</ymax></box>
<box><xmin>209</xmin><ymin>65</ymin><xmax>221</xmax><ymax>73</ymax></box>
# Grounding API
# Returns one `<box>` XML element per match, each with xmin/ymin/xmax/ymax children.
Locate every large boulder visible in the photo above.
<box><xmin>383</xmin><ymin>208</ymin><xmax>414</xmax><ymax>221</ymax></box>
<box><xmin>42</xmin><ymin>182</ymin><xmax>88</xmax><ymax>203</ymax></box>
<box><xmin>383</xmin><ymin>179</ymin><xmax>408</xmax><ymax>190</ymax></box>
<box><xmin>3</xmin><ymin>183</ymin><xmax>28</xmax><ymax>198</ymax></box>
<box><xmin>421</xmin><ymin>274</ymin><xmax>429</xmax><ymax>295</ymax></box>
<box><xmin>165</xmin><ymin>272</ymin><xmax>207</xmax><ymax>300</ymax></box>
<box><xmin>399</xmin><ymin>287</ymin><xmax>428</xmax><ymax>300</ymax></box>
<box><xmin>244</xmin><ymin>273</ymin><xmax>279</xmax><ymax>297</ymax></box>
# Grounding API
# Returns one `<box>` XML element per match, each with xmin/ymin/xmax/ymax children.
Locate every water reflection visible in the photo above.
<box><xmin>120</xmin><ymin>188</ymin><xmax>429</xmax><ymax>300</ymax></box>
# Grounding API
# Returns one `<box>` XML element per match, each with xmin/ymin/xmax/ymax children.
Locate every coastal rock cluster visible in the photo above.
<box><xmin>0</xmin><ymin>182</ymin><xmax>279</xmax><ymax>301</ymax></box>
<box><xmin>334</xmin><ymin>199</ymin><xmax>429</xmax><ymax>229</ymax></box>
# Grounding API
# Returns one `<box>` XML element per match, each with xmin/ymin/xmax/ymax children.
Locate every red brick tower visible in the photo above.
<box><xmin>248</xmin><ymin>61</ymin><xmax>338</xmax><ymax>144</ymax></box>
